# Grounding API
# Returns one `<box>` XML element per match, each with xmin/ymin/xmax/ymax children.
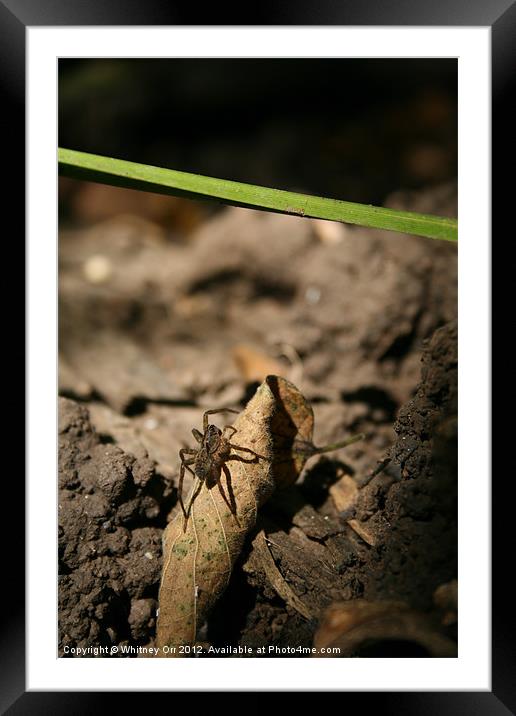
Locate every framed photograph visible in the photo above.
<box><xmin>7</xmin><ymin>0</ymin><xmax>509</xmax><ymax>708</ymax></box>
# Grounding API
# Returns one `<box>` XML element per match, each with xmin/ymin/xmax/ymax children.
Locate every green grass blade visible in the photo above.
<box><xmin>58</xmin><ymin>148</ymin><xmax>457</xmax><ymax>242</ymax></box>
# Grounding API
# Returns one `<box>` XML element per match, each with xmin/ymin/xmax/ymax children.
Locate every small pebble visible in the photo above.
<box><xmin>305</xmin><ymin>286</ymin><xmax>321</xmax><ymax>305</ymax></box>
<box><xmin>311</xmin><ymin>218</ymin><xmax>346</xmax><ymax>244</ymax></box>
<box><xmin>83</xmin><ymin>254</ymin><xmax>112</xmax><ymax>284</ymax></box>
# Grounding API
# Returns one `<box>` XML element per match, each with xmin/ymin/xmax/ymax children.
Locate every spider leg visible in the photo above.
<box><xmin>223</xmin><ymin>425</ymin><xmax>237</xmax><ymax>440</ymax></box>
<box><xmin>229</xmin><ymin>442</ymin><xmax>257</xmax><ymax>454</ymax></box>
<box><xmin>228</xmin><ymin>443</ymin><xmax>264</xmax><ymax>462</ymax></box>
<box><xmin>216</xmin><ymin>469</ymin><xmax>232</xmax><ymax>513</ymax></box>
<box><xmin>192</xmin><ymin>428</ymin><xmax>203</xmax><ymax>443</ymax></box>
<box><xmin>221</xmin><ymin>464</ymin><xmax>240</xmax><ymax>527</ymax></box>
<box><xmin>227</xmin><ymin>453</ymin><xmax>258</xmax><ymax>465</ymax></box>
<box><xmin>177</xmin><ymin>456</ymin><xmax>195</xmax><ymax>523</ymax></box>
<box><xmin>183</xmin><ymin>476</ymin><xmax>203</xmax><ymax>532</ymax></box>
<box><xmin>203</xmin><ymin>408</ymin><xmax>239</xmax><ymax>431</ymax></box>
<box><xmin>180</xmin><ymin>447</ymin><xmax>197</xmax><ymax>459</ymax></box>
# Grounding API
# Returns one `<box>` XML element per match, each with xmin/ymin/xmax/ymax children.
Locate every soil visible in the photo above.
<box><xmin>58</xmin><ymin>181</ymin><xmax>457</xmax><ymax>657</ymax></box>
<box><xmin>58</xmin><ymin>398</ymin><xmax>174</xmax><ymax>653</ymax></box>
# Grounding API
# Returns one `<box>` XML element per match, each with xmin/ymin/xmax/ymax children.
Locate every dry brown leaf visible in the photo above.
<box><xmin>253</xmin><ymin>530</ymin><xmax>314</xmax><ymax>621</ymax></box>
<box><xmin>232</xmin><ymin>344</ymin><xmax>283</xmax><ymax>383</ymax></box>
<box><xmin>156</xmin><ymin>375</ymin><xmax>316</xmax><ymax>655</ymax></box>
<box><xmin>242</xmin><ymin>518</ymin><xmax>349</xmax><ymax>622</ymax></box>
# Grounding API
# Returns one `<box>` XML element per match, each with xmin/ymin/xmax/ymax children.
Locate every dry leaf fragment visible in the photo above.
<box><xmin>232</xmin><ymin>344</ymin><xmax>283</xmax><ymax>383</ymax></box>
<box><xmin>156</xmin><ymin>375</ymin><xmax>359</xmax><ymax>655</ymax></box>
<box><xmin>243</xmin><ymin>519</ymin><xmax>347</xmax><ymax>622</ymax></box>
<box><xmin>330</xmin><ymin>474</ymin><xmax>359</xmax><ymax>515</ymax></box>
<box><xmin>253</xmin><ymin>530</ymin><xmax>314</xmax><ymax>621</ymax></box>
<box><xmin>433</xmin><ymin>579</ymin><xmax>458</xmax><ymax>626</ymax></box>
<box><xmin>314</xmin><ymin>600</ymin><xmax>457</xmax><ymax>657</ymax></box>
<box><xmin>346</xmin><ymin>519</ymin><xmax>377</xmax><ymax>546</ymax></box>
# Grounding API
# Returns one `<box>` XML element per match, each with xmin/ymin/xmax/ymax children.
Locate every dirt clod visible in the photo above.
<box><xmin>58</xmin><ymin>397</ymin><xmax>173</xmax><ymax>656</ymax></box>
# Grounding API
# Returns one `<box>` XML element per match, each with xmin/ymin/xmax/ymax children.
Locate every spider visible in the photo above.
<box><xmin>178</xmin><ymin>409</ymin><xmax>259</xmax><ymax>531</ymax></box>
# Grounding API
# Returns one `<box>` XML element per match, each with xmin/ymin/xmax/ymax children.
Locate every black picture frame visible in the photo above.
<box><xmin>7</xmin><ymin>0</ymin><xmax>512</xmax><ymax>711</ymax></box>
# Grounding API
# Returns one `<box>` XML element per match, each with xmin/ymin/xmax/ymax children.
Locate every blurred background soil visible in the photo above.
<box><xmin>58</xmin><ymin>59</ymin><xmax>458</xmax><ymax>657</ymax></box>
